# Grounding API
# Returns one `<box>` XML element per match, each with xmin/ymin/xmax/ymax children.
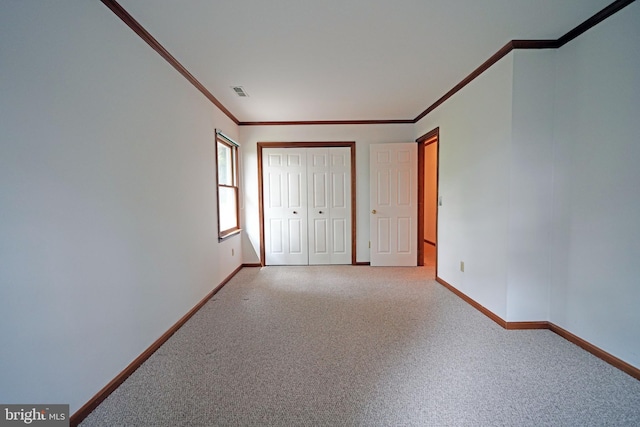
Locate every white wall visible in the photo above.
<box><xmin>415</xmin><ymin>54</ymin><xmax>514</xmax><ymax>319</ymax></box>
<box><xmin>550</xmin><ymin>2</ymin><xmax>640</xmax><ymax>367</ymax></box>
<box><xmin>240</xmin><ymin>124</ymin><xmax>415</xmax><ymax>264</ymax></box>
<box><xmin>506</xmin><ymin>50</ymin><xmax>555</xmax><ymax>321</ymax></box>
<box><xmin>0</xmin><ymin>2</ymin><xmax>240</xmax><ymax>413</ymax></box>
<box><xmin>415</xmin><ymin>2</ymin><xmax>640</xmax><ymax>369</ymax></box>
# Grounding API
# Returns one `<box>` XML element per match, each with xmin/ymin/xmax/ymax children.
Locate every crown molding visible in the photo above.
<box><xmin>412</xmin><ymin>0</ymin><xmax>634</xmax><ymax>123</ymax></box>
<box><xmin>100</xmin><ymin>0</ymin><xmax>239</xmax><ymax>125</ymax></box>
<box><xmin>101</xmin><ymin>0</ymin><xmax>634</xmax><ymax>127</ymax></box>
<box><xmin>557</xmin><ymin>0</ymin><xmax>635</xmax><ymax>47</ymax></box>
<box><xmin>239</xmin><ymin>119</ymin><xmax>414</xmax><ymax>126</ymax></box>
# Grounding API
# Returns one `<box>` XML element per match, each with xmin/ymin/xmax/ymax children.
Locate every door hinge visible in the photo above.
<box><xmin>369</xmin><ymin>241</ymin><xmax>371</xmax><ymax>248</ymax></box>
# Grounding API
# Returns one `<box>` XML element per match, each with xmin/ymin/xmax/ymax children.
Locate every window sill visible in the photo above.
<box><xmin>218</xmin><ymin>228</ymin><xmax>241</xmax><ymax>242</ymax></box>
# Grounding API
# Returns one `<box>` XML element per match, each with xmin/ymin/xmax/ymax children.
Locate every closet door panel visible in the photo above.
<box><xmin>308</xmin><ymin>149</ymin><xmax>331</xmax><ymax>264</ymax></box>
<box><xmin>263</xmin><ymin>148</ymin><xmax>308</xmax><ymax>265</ymax></box>
<box><xmin>263</xmin><ymin>146</ymin><xmax>351</xmax><ymax>265</ymax></box>
<box><xmin>328</xmin><ymin>148</ymin><xmax>352</xmax><ymax>264</ymax></box>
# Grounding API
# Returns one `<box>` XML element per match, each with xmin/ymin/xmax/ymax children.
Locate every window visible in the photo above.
<box><xmin>216</xmin><ymin>130</ymin><xmax>240</xmax><ymax>239</ymax></box>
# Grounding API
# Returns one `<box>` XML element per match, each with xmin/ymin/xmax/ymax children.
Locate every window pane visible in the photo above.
<box><xmin>217</xmin><ymin>143</ymin><xmax>233</xmax><ymax>186</ymax></box>
<box><xmin>219</xmin><ymin>186</ymin><xmax>237</xmax><ymax>232</ymax></box>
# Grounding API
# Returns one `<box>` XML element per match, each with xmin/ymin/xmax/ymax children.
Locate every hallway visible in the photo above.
<box><xmin>423</xmin><ymin>242</ymin><xmax>436</xmax><ymax>268</ymax></box>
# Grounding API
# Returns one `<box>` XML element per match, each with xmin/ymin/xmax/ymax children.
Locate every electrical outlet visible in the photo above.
<box><xmin>460</xmin><ymin>261</ymin><xmax>464</xmax><ymax>272</ymax></box>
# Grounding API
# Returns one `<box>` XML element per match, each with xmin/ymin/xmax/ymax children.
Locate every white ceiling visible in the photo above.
<box><xmin>116</xmin><ymin>0</ymin><xmax>613</xmax><ymax>122</ymax></box>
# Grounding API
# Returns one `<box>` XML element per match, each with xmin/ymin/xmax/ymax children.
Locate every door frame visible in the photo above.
<box><xmin>416</xmin><ymin>127</ymin><xmax>439</xmax><ymax>274</ymax></box>
<box><xmin>257</xmin><ymin>141</ymin><xmax>357</xmax><ymax>266</ymax></box>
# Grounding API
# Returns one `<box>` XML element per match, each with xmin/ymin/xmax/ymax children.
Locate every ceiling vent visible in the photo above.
<box><xmin>232</xmin><ymin>86</ymin><xmax>249</xmax><ymax>97</ymax></box>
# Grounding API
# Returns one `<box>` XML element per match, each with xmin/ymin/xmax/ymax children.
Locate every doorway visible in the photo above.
<box><xmin>417</xmin><ymin>128</ymin><xmax>439</xmax><ymax>273</ymax></box>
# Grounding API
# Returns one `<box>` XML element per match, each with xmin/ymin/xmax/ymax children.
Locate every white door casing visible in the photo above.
<box><xmin>370</xmin><ymin>143</ymin><xmax>417</xmax><ymax>266</ymax></box>
<box><xmin>263</xmin><ymin>148</ymin><xmax>308</xmax><ymax>265</ymax></box>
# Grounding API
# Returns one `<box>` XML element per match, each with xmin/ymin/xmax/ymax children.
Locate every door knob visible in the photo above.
<box><xmin>371</xmin><ymin>209</ymin><xmax>377</xmax><ymax>214</ymax></box>
<box><xmin>293</xmin><ymin>211</ymin><xmax>298</xmax><ymax>214</ymax></box>
<box><xmin>319</xmin><ymin>210</ymin><xmax>324</xmax><ymax>214</ymax></box>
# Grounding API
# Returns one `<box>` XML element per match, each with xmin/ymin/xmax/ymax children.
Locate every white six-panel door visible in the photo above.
<box><xmin>307</xmin><ymin>148</ymin><xmax>351</xmax><ymax>265</ymax></box>
<box><xmin>370</xmin><ymin>143</ymin><xmax>417</xmax><ymax>266</ymax></box>
<box><xmin>263</xmin><ymin>148</ymin><xmax>308</xmax><ymax>265</ymax></box>
<box><xmin>263</xmin><ymin>147</ymin><xmax>351</xmax><ymax>265</ymax></box>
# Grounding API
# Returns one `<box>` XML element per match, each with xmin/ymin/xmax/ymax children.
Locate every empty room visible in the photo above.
<box><xmin>1</xmin><ymin>0</ymin><xmax>639</xmax><ymax>425</ymax></box>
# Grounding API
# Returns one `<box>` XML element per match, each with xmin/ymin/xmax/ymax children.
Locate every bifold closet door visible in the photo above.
<box><xmin>263</xmin><ymin>147</ymin><xmax>352</xmax><ymax>265</ymax></box>
<box><xmin>307</xmin><ymin>148</ymin><xmax>351</xmax><ymax>265</ymax></box>
<box><xmin>263</xmin><ymin>148</ymin><xmax>308</xmax><ymax>265</ymax></box>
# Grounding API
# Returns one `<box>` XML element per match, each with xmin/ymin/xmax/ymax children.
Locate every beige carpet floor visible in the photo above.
<box><xmin>80</xmin><ymin>265</ymin><xmax>640</xmax><ymax>426</ymax></box>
